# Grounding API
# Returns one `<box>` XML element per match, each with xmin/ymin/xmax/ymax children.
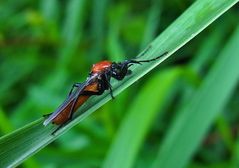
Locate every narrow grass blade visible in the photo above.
<box><xmin>103</xmin><ymin>68</ymin><xmax>182</xmax><ymax>168</ymax></box>
<box><xmin>152</xmin><ymin>25</ymin><xmax>239</xmax><ymax>168</ymax></box>
<box><xmin>88</xmin><ymin>0</ymin><xmax>108</xmax><ymax>60</ymax></box>
<box><xmin>0</xmin><ymin>108</ymin><xmax>13</xmax><ymax>135</ymax></box>
<box><xmin>0</xmin><ymin>0</ymin><xmax>238</xmax><ymax>167</ymax></box>
<box><xmin>140</xmin><ymin>0</ymin><xmax>162</xmax><ymax>49</ymax></box>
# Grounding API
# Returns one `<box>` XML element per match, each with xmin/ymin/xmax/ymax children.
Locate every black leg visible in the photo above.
<box><xmin>68</xmin><ymin>83</ymin><xmax>82</xmax><ymax>96</ymax></box>
<box><xmin>43</xmin><ymin>113</ymin><xmax>52</xmax><ymax>118</ymax></box>
<box><xmin>68</xmin><ymin>98</ymin><xmax>78</xmax><ymax>120</ymax></box>
<box><xmin>67</xmin><ymin>87</ymin><xmax>103</xmax><ymax>124</ymax></box>
<box><xmin>68</xmin><ymin>85</ymin><xmax>86</xmax><ymax>120</ymax></box>
<box><xmin>104</xmin><ymin>73</ymin><xmax>114</xmax><ymax>99</ymax></box>
<box><xmin>52</xmin><ymin>125</ymin><xmax>63</xmax><ymax>135</ymax></box>
<box><xmin>51</xmin><ymin>121</ymin><xmax>69</xmax><ymax>135</ymax></box>
<box><xmin>53</xmin><ymin>88</ymin><xmax>85</xmax><ymax>135</ymax></box>
<box><xmin>109</xmin><ymin>85</ymin><xmax>114</xmax><ymax>99</ymax></box>
<box><xmin>51</xmin><ymin>84</ymin><xmax>108</xmax><ymax>135</ymax></box>
<box><xmin>65</xmin><ymin>82</ymin><xmax>86</xmax><ymax>124</ymax></box>
<box><xmin>51</xmin><ymin>83</ymin><xmax>85</xmax><ymax>135</ymax></box>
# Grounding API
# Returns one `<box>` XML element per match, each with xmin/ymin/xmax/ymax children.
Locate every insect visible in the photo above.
<box><xmin>43</xmin><ymin>49</ymin><xmax>168</xmax><ymax>134</ymax></box>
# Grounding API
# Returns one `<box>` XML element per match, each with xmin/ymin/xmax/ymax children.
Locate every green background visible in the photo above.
<box><xmin>0</xmin><ymin>0</ymin><xmax>239</xmax><ymax>167</ymax></box>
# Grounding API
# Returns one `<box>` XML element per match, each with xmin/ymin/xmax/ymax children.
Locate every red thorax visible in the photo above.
<box><xmin>91</xmin><ymin>61</ymin><xmax>112</xmax><ymax>74</ymax></box>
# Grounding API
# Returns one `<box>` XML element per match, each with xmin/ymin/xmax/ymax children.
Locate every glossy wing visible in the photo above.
<box><xmin>43</xmin><ymin>75</ymin><xmax>97</xmax><ymax>126</ymax></box>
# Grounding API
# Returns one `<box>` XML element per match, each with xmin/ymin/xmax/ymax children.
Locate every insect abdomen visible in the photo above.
<box><xmin>52</xmin><ymin>95</ymin><xmax>90</xmax><ymax>125</ymax></box>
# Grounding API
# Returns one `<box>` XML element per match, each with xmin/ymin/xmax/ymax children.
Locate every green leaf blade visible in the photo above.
<box><xmin>152</xmin><ymin>25</ymin><xmax>239</xmax><ymax>168</ymax></box>
<box><xmin>103</xmin><ymin>68</ymin><xmax>182</xmax><ymax>168</ymax></box>
<box><xmin>0</xmin><ymin>0</ymin><xmax>238</xmax><ymax>167</ymax></box>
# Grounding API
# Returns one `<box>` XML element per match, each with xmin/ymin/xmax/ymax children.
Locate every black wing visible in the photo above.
<box><xmin>43</xmin><ymin>75</ymin><xmax>97</xmax><ymax>126</ymax></box>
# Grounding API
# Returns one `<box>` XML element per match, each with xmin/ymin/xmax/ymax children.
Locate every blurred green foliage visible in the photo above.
<box><xmin>0</xmin><ymin>0</ymin><xmax>239</xmax><ymax>167</ymax></box>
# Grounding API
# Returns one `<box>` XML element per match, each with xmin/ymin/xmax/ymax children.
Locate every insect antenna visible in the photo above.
<box><xmin>136</xmin><ymin>51</ymin><xmax>168</xmax><ymax>63</ymax></box>
<box><xmin>127</xmin><ymin>51</ymin><xmax>168</xmax><ymax>65</ymax></box>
